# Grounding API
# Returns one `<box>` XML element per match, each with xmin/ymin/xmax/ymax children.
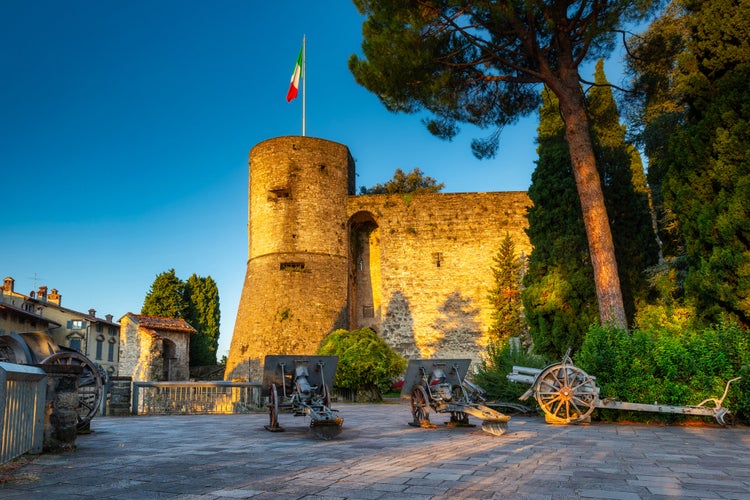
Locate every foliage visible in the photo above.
<box><xmin>359</xmin><ymin>167</ymin><xmax>444</xmax><ymax>195</ymax></box>
<box><xmin>350</xmin><ymin>0</ymin><xmax>662</xmax><ymax>328</ymax></box>
<box><xmin>141</xmin><ymin>269</ymin><xmax>185</xmax><ymax>318</ymax></box>
<box><xmin>141</xmin><ymin>269</ymin><xmax>221</xmax><ymax>366</ymax></box>
<box><xmin>627</xmin><ymin>0</ymin><xmax>750</xmax><ymax>327</ymax></box>
<box><xmin>486</xmin><ymin>233</ymin><xmax>526</xmax><ymax>343</ymax></box>
<box><xmin>522</xmin><ymin>88</ymin><xmax>597</xmax><ymax>358</ymax></box>
<box><xmin>316</xmin><ymin>328</ymin><xmax>407</xmax><ymax>399</ymax></box>
<box><xmin>576</xmin><ymin>321</ymin><xmax>750</xmax><ymax>423</ymax></box>
<box><xmin>474</xmin><ymin>339</ymin><xmax>547</xmax><ymax>404</ymax></box>
<box><xmin>183</xmin><ymin>274</ymin><xmax>221</xmax><ymax>366</ymax></box>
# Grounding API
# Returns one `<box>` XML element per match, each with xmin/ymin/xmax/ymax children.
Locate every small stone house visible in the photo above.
<box><xmin>119</xmin><ymin>313</ymin><xmax>196</xmax><ymax>382</ymax></box>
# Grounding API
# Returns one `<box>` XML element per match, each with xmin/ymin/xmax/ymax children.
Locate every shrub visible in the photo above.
<box><xmin>317</xmin><ymin>328</ymin><xmax>407</xmax><ymax>401</ymax></box>
<box><xmin>474</xmin><ymin>338</ymin><xmax>548</xmax><ymax>404</ymax></box>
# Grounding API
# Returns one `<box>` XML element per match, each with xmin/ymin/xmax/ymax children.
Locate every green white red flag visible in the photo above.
<box><xmin>286</xmin><ymin>45</ymin><xmax>303</xmax><ymax>102</ymax></box>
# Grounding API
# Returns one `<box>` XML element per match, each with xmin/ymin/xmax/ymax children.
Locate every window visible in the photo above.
<box><xmin>432</xmin><ymin>252</ymin><xmax>443</xmax><ymax>268</ymax></box>
<box><xmin>268</xmin><ymin>187</ymin><xmax>291</xmax><ymax>199</ymax></box>
<box><xmin>95</xmin><ymin>335</ymin><xmax>104</xmax><ymax>360</ymax></box>
<box><xmin>108</xmin><ymin>341</ymin><xmax>115</xmax><ymax>362</ymax></box>
<box><xmin>70</xmin><ymin>338</ymin><xmax>81</xmax><ymax>351</ymax></box>
<box><xmin>96</xmin><ymin>324</ymin><xmax>103</xmax><ymax>333</ymax></box>
<box><xmin>67</xmin><ymin>320</ymin><xmax>86</xmax><ymax>330</ymax></box>
<box><xmin>280</xmin><ymin>262</ymin><xmax>305</xmax><ymax>271</ymax></box>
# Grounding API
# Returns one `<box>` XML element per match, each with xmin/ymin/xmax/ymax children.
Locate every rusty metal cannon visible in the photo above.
<box><xmin>401</xmin><ymin>359</ymin><xmax>510</xmax><ymax>436</ymax></box>
<box><xmin>261</xmin><ymin>355</ymin><xmax>344</xmax><ymax>440</ymax></box>
<box><xmin>508</xmin><ymin>350</ymin><xmax>740</xmax><ymax>425</ymax></box>
<box><xmin>0</xmin><ymin>331</ymin><xmax>104</xmax><ymax>429</ymax></box>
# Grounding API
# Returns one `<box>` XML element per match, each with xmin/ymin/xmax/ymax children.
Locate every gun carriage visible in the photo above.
<box><xmin>507</xmin><ymin>350</ymin><xmax>740</xmax><ymax>425</ymax></box>
<box><xmin>0</xmin><ymin>331</ymin><xmax>104</xmax><ymax>429</ymax></box>
<box><xmin>261</xmin><ymin>355</ymin><xmax>343</xmax><ymax>440</ymax></box>
<box><xmin>401</xmin><ymin>359</ymin><xmax>510</xmax><ymax>436</ymax></box>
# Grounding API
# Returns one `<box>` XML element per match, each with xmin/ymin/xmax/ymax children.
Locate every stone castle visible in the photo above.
<box><xmin>224</xmin><ymin>136</ymin><xmax>531</xmax><ymax>381</ymax></box>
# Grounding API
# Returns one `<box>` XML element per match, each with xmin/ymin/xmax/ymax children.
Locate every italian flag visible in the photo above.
<box><xmin>286</xmin><ymin>46</ymin><xmax>303</xmax><ymax>102</ymax></box>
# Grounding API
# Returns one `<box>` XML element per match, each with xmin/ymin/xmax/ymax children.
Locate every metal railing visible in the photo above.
<box><xmin>1</xmin><ymin>362</ymin><xmax>46</xmax><ymax>465</ymax></box>
<box><xmin>131</xmin><ymin>381</ymin><xmax>263</xmax><ymax>415</ymax></box>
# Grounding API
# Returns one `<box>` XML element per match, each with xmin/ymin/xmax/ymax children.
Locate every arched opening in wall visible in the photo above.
<box><xmin>348</xmin><ymin>211</ymin><xmax>381</xmax><ymax>331</ymax></box>
<box><xmin>161</xmin><ymin>338</ymin><xmax>177</xmax><ymax>381</ymax></box>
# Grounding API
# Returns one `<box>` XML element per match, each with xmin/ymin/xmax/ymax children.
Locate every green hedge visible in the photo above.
<box><xmin>576</xmin><ymin>322</ymin><xmax>750</xmax><ymax>423</ymax></box>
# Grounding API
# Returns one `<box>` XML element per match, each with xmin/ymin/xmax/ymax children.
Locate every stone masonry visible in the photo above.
<box><xmin>225</xmin><ymin>136</ymin><xmax>530</xmax><ymax>381</ymax></box>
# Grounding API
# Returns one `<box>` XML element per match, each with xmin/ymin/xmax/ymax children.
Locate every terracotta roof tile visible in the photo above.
<box><xmin>128</xmin><ymin>314</ymin><xmax>196</xmax><ymax>333</ymax></box>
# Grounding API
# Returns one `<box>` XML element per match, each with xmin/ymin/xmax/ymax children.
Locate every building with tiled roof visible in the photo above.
<box><xmin>119</xmin><ymin>313</ymin><xmax>196</xmax><ymax>382</ymax></box>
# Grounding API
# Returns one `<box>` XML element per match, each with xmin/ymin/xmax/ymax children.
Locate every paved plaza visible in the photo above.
<box><xmin>1</xmin><ymin>401</ymin><xmax>749</xmax><ymax>499</ymax></box>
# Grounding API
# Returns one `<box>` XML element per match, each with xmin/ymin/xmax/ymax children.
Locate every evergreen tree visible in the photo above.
<box><xmin>629</xmin><ymin>0</ymin><xmax>750</xmax><ymax>325</ymax></box>
<box><xmin>523</xmin><ymin>88</ymin><xmax>598</xmax><ymax>357</ymax></box>
<box><xmin>587</xmin><ymin>60</ymin><xmax>660</xmax><ymax>322</ymax></box>
<box><xmin>487</xmin><ymin>233</ymin><xmax>526</xmax><ymax>343</ymax></box>
<box><xmin>183</xmin><ymin>274</ymin><xmax>221</xmax><ymax>366</ymax></box>
<box><xmin>141</xmin><ymin>270</ymin><xmax>221</xmax><ymax>366</ymax></box>
<box><xmin>141</xmin><ymin>269</ymin><xmax>185</xmax><ymax>318</ymax></box>
<box><xmin>360</xmin><ymin>167</ymin><xmax>444</xmax><ymax>194</ymax></box>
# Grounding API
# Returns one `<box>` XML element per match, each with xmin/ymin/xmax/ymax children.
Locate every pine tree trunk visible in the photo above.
<box><xmin>555</xmin><ymin>82</ymin><xmax>628</xmax><ymax>329</ymax></box>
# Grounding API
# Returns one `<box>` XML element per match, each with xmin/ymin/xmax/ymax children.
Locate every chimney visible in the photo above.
<box><xmin>48</xmin><ymin>288</ymin><xmax>61</xmax><ymax>305</ymax></box>
<box><xmin>3</xmin><ymin>277</ymin><xmax>13</xmax><ymax>293</ymax></box>
<box><xmin>38</xmin><ymin>286</ymin><xmax>48</xmax><ymax>301</ymax></box>
<box><xmin>88</xmin><ymin>308</ymin><xmax>96</xmax><ymax>317</ymax></box>
<box><xmin>105</xmin><ymin>314</ymin><xmax>113</xmax><ymax>322</ymax></box>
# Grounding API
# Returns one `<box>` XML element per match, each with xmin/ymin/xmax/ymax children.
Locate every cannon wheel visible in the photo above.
<box><xmin>41</xmin><ymin>351</ymin><xmax>103</xmax><ymax>429</ymax></box>
<box><xmin>533</xmin><ymin>362</ymin><xmax>598</xmax><ymax>424</ymax></box>
<box><xmin>410</xmin><ymin>385</ymin><xmax>433</xmax><ymax>428</ymax></box>
<box><xmin>265</xmin><ymin>383</ymin><xmax>282</xmax><ymax>431</ymax></box>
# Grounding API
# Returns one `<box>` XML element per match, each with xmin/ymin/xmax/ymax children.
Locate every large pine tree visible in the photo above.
<box><xmin>524</xmin><ymin>62</ymin><xmax>658</xmax><ymax>357</ymax></box>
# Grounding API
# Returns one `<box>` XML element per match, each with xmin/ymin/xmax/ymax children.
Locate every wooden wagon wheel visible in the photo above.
<box><xmin>41</xmin><ymin>351</ymin><xmax>104</xmax><ymax>430</ymax></box>
<box><xmin>533</xmin><ymin>362</ymin><xmax>598</xmax><ymax>424</ymax></box>
<box><xmin>409</xmin><ymin>385</ymin><xmax>433</xmax><ymax>428</ymax></box>
<box><xmin>266</xmin><ymin>383</ymin><xmax>281</xmax><ymax>431</ymax></box>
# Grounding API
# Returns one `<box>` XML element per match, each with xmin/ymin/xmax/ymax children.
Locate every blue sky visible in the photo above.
<box><xmin>2</xmin><ymin>1</ymin><xmax>632</xmax><ymax>360</ymax></box>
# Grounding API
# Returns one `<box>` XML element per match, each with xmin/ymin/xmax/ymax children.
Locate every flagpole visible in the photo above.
<box><xmin>302</xmin><ymin>35</ymin><xmax>306</xmax><ymax>137</ymax></box>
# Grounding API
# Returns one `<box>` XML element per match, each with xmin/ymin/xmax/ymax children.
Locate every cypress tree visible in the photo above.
<box><xmin>141</xmin><ymin>269</ymin><xmax>185</xmax><ymax>318</ymax></box>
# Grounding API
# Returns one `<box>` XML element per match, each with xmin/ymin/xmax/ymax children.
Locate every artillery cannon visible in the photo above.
<box><xmin>401</xmin><ymin>359</ymin><xmax>510</xmax><ymax>436</ymax></box>
<box><xmin>261</xmin><ymin>355</ymin><xmax>343</xmax><ymax>440</ymax></box>
<box><xmin>0</xmin><ymin>331</ymin><xmax>105</xmax><ymax>429</ymax></box>
<box><xmin>508</xmin><ymin>350</ymin><xmax>740</xmax><ymax>426</ymax></box>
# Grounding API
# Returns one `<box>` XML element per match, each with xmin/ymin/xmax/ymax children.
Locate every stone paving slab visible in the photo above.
<box><xmin>1</xmin><ymin>402</ymin><xmax>749</xmax><ymax>499</ymax></box>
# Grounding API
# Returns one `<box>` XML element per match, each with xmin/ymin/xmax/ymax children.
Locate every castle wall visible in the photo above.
<box><xmin>347</xmin><ymin>192</ymin><xmax>531</xmax><ymax>363</ymax></box>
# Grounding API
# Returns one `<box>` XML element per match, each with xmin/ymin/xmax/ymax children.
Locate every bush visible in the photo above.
<box><xmin>317</xmin><ymin>328</ymin><xmax>407</xmax><ymax>401</ymax></box>
<box><xmin>575</xmin><ymin>321</ymin><xmax>750</xmax><ymax>423</ymax></box>
<box><xmin>474</xmin><ymin>338</ymin><xmax>548</xmax><ymax>404</ymax></box>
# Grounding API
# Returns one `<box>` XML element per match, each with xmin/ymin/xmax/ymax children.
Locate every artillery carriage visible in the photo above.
<box><xmin>508</xmin><ymin>350</ymin><xmax>740</xmax><ymax>425</ymax></box>
<box><xmin>0</xmin><ymin>331</ymin><xmax>105</xmax><ymax>429</ymax></box>
<box><xmin>401</xmin><ymin>359</ymin><xmax>510</xmax><ymax>436</ymax></box>
<box><xmin>261</xmin><ymin>355</ymin><xmax>343</xmax><ymax>440</ymax></box>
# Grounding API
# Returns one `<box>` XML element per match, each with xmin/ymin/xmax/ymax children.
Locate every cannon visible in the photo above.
<box><xmin>401</xmin><ymin>359</ymin><xmax>510</xmax><ymax>436</ymax></box>
<box><xmin>507</xmin><ymin>350</ymin><xmax>741</xmax><ymax>426</ymax></box>
<box><xmin>261</xmin><ymin>355</ymin><xmax>343</xmax><ymax>440</ymax></box>
<box><xmin>0</xmin><ymin>331</ymin><xmax>105</xmax><ymax>429</ymax></box>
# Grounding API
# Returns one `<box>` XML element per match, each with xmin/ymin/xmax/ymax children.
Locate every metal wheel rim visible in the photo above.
<box><xmin>41</xmin><ymin>351</ymin><xmax>103</xmax><ymax>429</ymax></box>
<box><xmin>534</xmin><ymin>363</ymin><xmax>598</xmax><ymax>424</ymax></box>
<box><xmin>269</xmin><ymin>383</ymin><xmax>279</xmax><ymax>428</ymax></box>
<box><xmin>410</xmin><ymin>385</ymin><xmax>430</xmax><ymax>424</ymax></box>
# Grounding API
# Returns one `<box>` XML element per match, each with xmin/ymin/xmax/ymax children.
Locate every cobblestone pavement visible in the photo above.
<box><xmin>1</xmin><ymin>402</ymin><xmax>749</xmax><ymax>499</ymax></box>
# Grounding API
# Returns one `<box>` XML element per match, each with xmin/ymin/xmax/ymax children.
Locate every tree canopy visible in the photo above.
<box><xmin>360</xmin><ymin>167</ymin><xmax>444</xmax><ymax>194</ymax></box>
<box><xmin>351</xmin><ymin>0</ymin><xmax>662</xmax><ymax>328</ymax></box>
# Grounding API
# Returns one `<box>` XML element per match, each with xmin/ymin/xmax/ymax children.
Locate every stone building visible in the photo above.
<box><xmin>225</xmin><ymin>136</ymin><xmax>531</xmax><ymax>381</ymax></box>
<box><xmin>1</xmin><ymin>276</ymin><xmax>120</xmax><ymax>376</ymax></box>
<box><xmin>119</xmin><ymin>313</ymin><xmax>195</xmax><ymax>382</ymax></box>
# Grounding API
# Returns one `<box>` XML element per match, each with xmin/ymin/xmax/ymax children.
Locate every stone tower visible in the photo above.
<box><xmin>225</xmin><ymin>136</ymin><xmax>355</xmax><ymax>381</ymax></box>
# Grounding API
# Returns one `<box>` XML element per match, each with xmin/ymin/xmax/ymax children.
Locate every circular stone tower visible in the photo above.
<box><xmin>225</xmin><ymin>136</ymin><xmax>355</xmax><ymax>381</ymax></box>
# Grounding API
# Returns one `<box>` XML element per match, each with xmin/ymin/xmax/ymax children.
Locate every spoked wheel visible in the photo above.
<box><xmin>409</xmin><ymin>385</ymin><xmax>434</xmax><ymax>428</ymax></box>
<box><xmin>533</xmin><ymin>362</ymin><xmax>598</xmax><ymax>424</ymax></box>
<box><xmin>265</xmin><ymin>383</ymin><xmax>282</xmax><ymax>431</ymax></box>
<box><xmin>41</xmin><ymin>351</ymin><xmax>104</xmax><ymax>430</ymax></box>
